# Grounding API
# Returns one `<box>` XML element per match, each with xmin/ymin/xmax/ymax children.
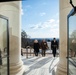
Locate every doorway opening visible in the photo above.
<box><xmin>21</xmin><ymin>0</ymin><xmax>59</xmax><ymax>58</ymax></box>
<box><xmin>21</xmin><ymin>0</ymin><xmax>59</xmax><ymax>75</ymax></box>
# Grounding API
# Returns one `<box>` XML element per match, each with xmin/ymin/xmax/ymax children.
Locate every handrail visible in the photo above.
<box><xmin>22</xmin><ymin>47</ymin><xmax>59</xmax><ymax>58</ymax></box>
<box><xmin>26</xmin><ymin>46</ymin><xmax>32</xmax><ymax>58</ymax></box>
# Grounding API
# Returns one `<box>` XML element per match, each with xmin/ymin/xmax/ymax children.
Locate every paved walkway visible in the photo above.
<box><xmin>22</xmin><ymin>55</ymin><xmax>59</xmax><ymax>75</ymax></box>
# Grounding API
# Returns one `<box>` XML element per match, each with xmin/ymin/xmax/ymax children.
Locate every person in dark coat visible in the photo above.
<box><xmin>33</xmin><ymin>40</ymin><xmax>40</xmax><ymax>56</ymax></box>
<box><xmin>21</xmin><ymin>49</ymin><xmax>23</xmax><ymax>56</ymax></box>
<box><xmin>0</xmin><ymin>49</ymin><xmax>2</xmax><ymax>66</ymax></box>
<box><xmin>41</xmin><ymin>39</ymin><xmax>48</xmax><ymax>56</ymax></box>
<box><xmin>51</xmin><ymin>38</ymin><xmax>58</xmax><ymax>57</ymax></box>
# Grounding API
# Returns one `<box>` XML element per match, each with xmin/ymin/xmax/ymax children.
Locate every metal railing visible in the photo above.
<box><xmin>21</xmin><ymin>47</ymin><xmax>59</xmax><ymax>58</ymax></box>
<box><xmin>21</xmin><ymin>46</ymin><xmax>34</xmax><ymax>58</ymax></box>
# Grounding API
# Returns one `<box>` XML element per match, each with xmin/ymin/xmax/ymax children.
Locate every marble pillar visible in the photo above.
<box><xmin>56</xmin><ymin>0</ymin><xmax>76</xmax><ymax>75</ymax></box>
<box><xmin>0</xmin><ymin>1</ymin><xmax>25</xmax><ymax>75</ymax></box>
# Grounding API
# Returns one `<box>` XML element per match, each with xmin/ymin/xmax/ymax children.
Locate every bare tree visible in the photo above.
<box><xmin>21</xmin><ymin>30</ymin><xmax>31</xmax><ymax>48</ymax></box>
<box><xmin>21</xmin><ymin>30</ymin><xmax>27</xmax><ymax>38</ymax></box>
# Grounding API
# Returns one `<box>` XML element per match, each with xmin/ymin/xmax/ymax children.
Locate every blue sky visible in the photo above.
<box><xmin>21</xmin><ymin>0</ymin><xmax>59</xmax><ymax>38</ymax></box>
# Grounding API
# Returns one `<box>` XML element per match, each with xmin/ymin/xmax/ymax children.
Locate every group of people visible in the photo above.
<box><xmin>33</xmin><ymin>39</ymin><xmax>48</xmax><ymax>56</ymax></box>
<box><xmin>33</xmin><ymin>38</ymin><xmax>58</xmax><ymax>57</ymax></box>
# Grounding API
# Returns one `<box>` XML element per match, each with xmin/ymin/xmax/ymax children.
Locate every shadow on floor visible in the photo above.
<box><xmin>23</xmin><ymin>56</ymin><xmax>52</xmax><ymax>75</ymax></box>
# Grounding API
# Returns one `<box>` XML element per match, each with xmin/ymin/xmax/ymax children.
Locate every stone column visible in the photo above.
<box><xmin>56</xmin><ymin>0</ymin><xmax>76</xmax><ymax>75</ymax></box>
<box><xmin>0</xmin><ymin>1</ymin><xmax>25</xmax><ymax>75</ymax></box>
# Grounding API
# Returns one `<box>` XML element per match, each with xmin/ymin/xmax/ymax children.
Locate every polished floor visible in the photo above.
<box><xmin>22</xmin><ymin>54</ymin><xmax>59</xmax><ymax>75</ymax></box>
<box><xmin>0</xmin><ymin>49</ymin><xmax>76</xmax><ymax>75</ymax></box>
<box><xmin>69</xmin><ymin>57</ymin><xmax>76</xmax><ymax>75</ymax></box>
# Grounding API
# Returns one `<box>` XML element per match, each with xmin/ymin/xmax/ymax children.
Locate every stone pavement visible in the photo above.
<box><xmin>21</xmin><ymin>55</ymin><xmax>59</xmax><ymax>75</ymax></box>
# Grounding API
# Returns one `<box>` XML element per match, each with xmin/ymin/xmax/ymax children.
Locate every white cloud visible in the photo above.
<box><xmin>29</xmin><ymin>19</ymin><xmax>59</xmax><ymax>38</ymax></box>
<box><xmin>30</xmin><ymin>23</ymin><xmax>42</xmax><ymax>29</ymax></box>
<box><xmin>56</xmin><ymin>20</ymin><xmax>59</xmax><ymax>23</ymax></box>
<box><xmin>40</xmin><ymin>12</ymin><xmax>46</xmax><ymax>16</ymax></box>
<box><xmin>27</xmin><ymin>28</ymin><xmax>59</xmax><ymax>38</ymax></box>
<box><xmin>21</xmin><ymin>8</ymin><xmax>24</xmax><ymax>15</ymax></box>
<box><xmin>48</xmin><ymin>19</ymin><xmax>55</xmax><ymax>23</ymax></box>
<box><xmin>30</xmin><ymin>19</ymin><xmax>59</xmax><ymax>29</ymax></box>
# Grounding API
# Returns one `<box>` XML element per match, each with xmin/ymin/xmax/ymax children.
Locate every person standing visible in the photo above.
<box><xmin>41</xmin><ymin>39</ymin><xmax>48</xmax><ymax>56</ymax></box>
<box><xmin>21</xmin><ymin>49</ymin><xmax>23</xmax><ymax>56</ymax></box>
<box><xmin>51</xmin><ymin>38</ymin><xmax>58</xmax><ymax>57</ymax></box>
<box><xmin>33</xmin><ymin>40</ymin><xmax>40</xmax><ymax>56</ymax></box>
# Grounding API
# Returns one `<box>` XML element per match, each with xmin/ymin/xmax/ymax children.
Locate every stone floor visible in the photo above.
<box><xmin>0</xmin><ymin>50</ymin><xmax>76</xmax><ymax>75</ymax></box>
<box><xmin>22</xmin><ymin>54</ymin><xmax>59</xmax><ymax>75</ymax></box>
<box><xmin>69</xmin><ymin>57</ymin><xmax>76</xmax><ymax>75</ymax></box>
